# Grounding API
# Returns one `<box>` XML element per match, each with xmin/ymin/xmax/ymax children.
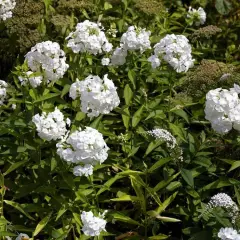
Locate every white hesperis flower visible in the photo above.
<box><xmin>110</xmin><ymin>47</ymin><xmax>128</xmax><ymax>66</ymax></box>
<box><xmin>66</xmin><ymin>20</ymin><xmax>112</xmax><ymax>55</ymax></box>
<box><xmin>205</xmin><ymin>85</ymin><xmax>240</xmax><ymax>134</ymax></box>
<box><xmin>120</xmin><ymin>26</ymin><xmax>151</xmax><ymax>53</ymax></box>
<box><xmin>32</xmin><ymin>107</ymin><xmax>69</xmax><ymax>141</ymax></box>
<box><xmin>69</xmin><ymin>74</ymin><xmax>120</xmax><ymax>117</ymax></box>
<box><xmin>101</xmin><ymin>57</ymin><xmax>110</xmax><ymax>66</ymax></box>
<box><xmin>81</xmin><ymin>211</ymin><xmax>107</xmax><ymax>236</ymax></box>
<box><xmin>218</xmin><ymin>228</ymin><xmax>240</xmax><ymax>240</ymax></box>
<box><xmin>148</xmin><ymin>34</ymin><xmax>194</xmax><ymax>73</ymax></box>
<box><xmin>0</xmin><ymin>0</ymin><xmax>16</xmax><ymax>20</ymax></box>
<box><xmin>18</xmin><ymin>71</ymin><xmax>43</xmax><ymax>88</ymax></box>
<box><xmin>73</xmin><ymin>164</ymin><xmax>93</xmax><ymax>177</ymax></box>
<box><xmin>15</xmin><ymin>233</ymin><xmax>29</xmax><ymax>240</ymax></box>
<box><xmin>0</xmin><ymin>80</ymin><xmax>8</xmax><ymax>105</ymax></box>
<box><xmin>187</xmin><ymin>7</ymin><xmax>206</xmax><ymax>26</ymax></box>
<box><xmin>25</xmin><ymin>41</ymin><xmax>69</xmax><ymax>83</ymax></box>
<box><xmin>56</xmin><ymin>127</ymin><xmax>109</xmax><ymax>166</ymax></box>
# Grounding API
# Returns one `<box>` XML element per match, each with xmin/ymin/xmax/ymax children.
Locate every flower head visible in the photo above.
<box><xmin>73</xmin><ymin>164</ymin><xmax>94</xmax><ymax>177</ymax></box>
<box><xmin>187</xmin><ymin>7</ymin><xmax>206</xmax><ymax>26</ymax></box>
<box><xmin>218</xmin><ymin>228</ymin><xmax>240</xmax><ymax>240</ymax></box>
<box><xmin>0</xmin><ymin>80</ymin><xmax>8</xmax><ymax>106</ymax></box>
<box><xmin>205</xmin><ymin>85</ymin><xmax>240</xmax><ymax>134</ymax></box>
<box><xmin>56</xmin><ymin>127</ymin><xmax>109</xmax><ymax>166</ymax></box>
<box><xmin>66</xmin><ymin>20</ymin><xmax>112</xmax><ymax>55</ymax></box>
<box><xmin>15</xmin><ymin>233</ymin><xmax>29</xmax><ymax>240</ymax></box>
<box><xmin>149</xmin><ymin>34</ymin><xmax>194</xmax><ymax>72</ymax></box>
<box><xmin>25</xmin><ymin>41</ymin><xmax>69</xmax><ymax>83</ymax></box>
<box><xmin>0</xmin><ymin>0</ymin><xmax>16</xmax><ymax>20</ymax></box>
<box><xmin>32</xmin><ymin>107</ymin><xmax>69</xmax><ymax>141</ymax></box>
<box><xmin>81</xmin><ymin>211</ymin><xmax>107</xmax><ymax>236</ymax></box>
<box><xmin>69</xmin><ymin>74</ymin><xmax>120</xmax><ymax>117</ymax></box>
<box><xmin>120</xmin><ymin>26</ymin><xmax>151</xmax><ymax>53</ymax></box>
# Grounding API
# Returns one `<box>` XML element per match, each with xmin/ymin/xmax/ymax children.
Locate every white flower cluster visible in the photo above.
<box><xmin>32</xmin><ymin>107</ymin><xmax>70</xmax><ymax>141</ymax></box>
<box><xmin>205</xmin><ymin>84</ymin><xmax>240</xmax><ymax>134</ymax></box>
<box><xmin>73</xmin><ymin>164</ymin><xmax>93</xmax><ymax>177</ymax></box>
<box><xmin>147</xmin><ymin>128</ymin><xmax>177</xmax><ymax>149</ymax></box>
<box><xmin>0</xmin><ymin>80</ymin><xmax>8</xmax><ymax>105</ymax></box>
<box><xmin>56</xmin><ymin>127</ymin><xmax>109</xmax><ymax>176</ymax></box>
<box><xmin>66</xmin><ymin>20</ymin><xmax>112</xmax><ymax>55</ymax></box>
<box><xmin>69</xmin><ymin>74</ymin><xmax>120</xmax><ymax>117</ymax></box>
<box><xmin>110</xmin><ymin>26</ymin><xmax>151</xmax><ymax>66</ymax></box>
<box><xmin>25</xmin><ymin>41</ymin><xmax>69</xmax><ymax>83</ymax></box>
<box><xmin>15</xmin><ymin>233</ymin><xmax>29</xmax><ymax>240</ymax></box>
<box><xmin>18</xmin><ymin>71</ymin><xmax>43</xmax><ymax>88</ymax></box>
<box><xmin>120</xmin><ymin>26</ymin><xmax>151</xmax><ymax>53</ymax></box>
<box><xmin>0</xmin><ymin>0</ymin><xmax>16</xmax><ymax>20</ymax></box>
<box><xmin>148</xmin><ymin>34</ymin><xmax>194</xmax><ymax>73</ymax></box>
<box><xmin>218</xmin><ymin>228</ymin><xmax>240</xmax><ymax>240</ymax></box>
<box><xmin>207</xmin><ymin>193</ymin><xmax>239</xmax><ymax>223</ymax></box>
<box><xmin>81</xmin><ymin>211</ymin><xmax>107</xmax><ymax>236</ymax></box>
<box><xmin>187</xmin><ymin>7</ymin><xmax>206</xmax><ymax>26</ymax></box>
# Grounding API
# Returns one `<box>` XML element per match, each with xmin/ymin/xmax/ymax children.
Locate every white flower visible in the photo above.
<box><xmin>101</xmin><ymin>57</ymin><xmax>110</xmax><ymax>66</ymax></box>
<box><xmin>220</xmin><ymin>73</ymin><xmax>231</xmax><ymax>81</ymax></box>
<box><xmin>207</xmin><ymin>193</ymin><xmax>239</xmax><ymax>223</ymax></box>
<box><xmin>147</xmin><ymin>128</ymin><xmax>177</xmax><ymax>149</ymax></box>
<box><xmin>56</xmin><ymin>127</ymin><xmax>109</xmax><ymax>166</ymax></box>
<box><xmin>110</xmin><ymin>47</ymin><xmax>128</xmax><ymax>66</ymax></box>
<box><xmin>69</xmin><ymin>74</ymin><xmax>120</xmax><ymax>117</ymax></box>
<box><xmin>81</xmin><ymin>211</ymin><xmax>107</xmax><ymax>236</ymax></box>
<box><xmin>0</xmin><ymin>80</ymin><xmax>8</xmax><ymax>105</ymax></box>
<box><xmin>66</xmin><ymin>20</ymin><xmax>112</xmax><ymax>55</ymax></box>
<box><xmin>18</xmin><ymin>71</ymin><xmax>43</xmax><ymax>88</ymax></box>
<box><xmin>12</xmin><ymin>104</ymin><xmax>16</xmax><ymax>109</ymax></box>
<box><xmin>205</xmin><ymin>86</ymin><xmax>240</xmax><ymax>134</ymax></box>
<box><xmin>32</xmin><ymin>107</ymin><xmax>68</xmax><ymax>141</ymax></box>
<box><xmin>25</xmin><ymin>41</ymin><xmax>69</xmax><ymax>83</ymax></box>
<box><xmin>218</xmin><ymin>228</ymin><xmax>240</xmax><ymax>240</ymax></box>
<box><xmin>149</xmin><ymin>34</ymin><xmax>194</xmax><ymax>72</ymax></box>
<box><xmin>148</xmin><ymin>55</ymin><xmax>161</xmax><ymax>69</ymax></box>
<box><xmin>120</xmin><ymin>26</ymin><xmax>151</xmax><ymax>53</ymax></box>
<box><xmin>0</xmin><ymin>0</ymin><xmax>16</xmax><ymax>20</ymax></box>
<box><xmin>187</xmin><ymin>7</ymin><xmax>206</xmax><ymax>26</ymax></box>
<box><xmin>15</xmin><ymin>233</ymin><xmax>29</xmax><ymax>240</ymax></box>
<box><xmin>73</xmin><ymin>164</ymin><xmax>93</xmax><ymax>177</ymax></box>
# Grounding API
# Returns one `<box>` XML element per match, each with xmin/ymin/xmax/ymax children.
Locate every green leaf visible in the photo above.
<box><xmin>169</xmin><ymin>123</ymin><xmax>187</xmax><ymax>142</ymax></box>
<box><xmin>33</xmin><ymin>212</ymin><xmax>52</xmax><ymax>236</ymax></box>
<box><xmin>171</xmin><ymin>109</ymin><xmax>189</xmax><ymax>123</ymax></box>
<box><xmin>110</xmin><ymin>212</ymin><xmax>143</xmax><ymax>226</ymax></box>
<box><xmin>122</xmin><ymin>107</ymin><xmax>130</xmax><ymax>129</ymax></box>
<box><xmin>154</xmin><ymin>173</ymin><xmax>180</xmax><ymax>192</ymax></box>
<box><xmin>56</xmin><ymin>207</ymin><xmax>67</xmax><ymax>221</ymax></box>
<box><xmin>148</xmin><ymin>234</ymin><xmax>169</xmax><ymax>240</ymax></box>
<box><xmin>144</xmin><ymin>139</ymin><xmax>163</xmax><ymax>156</ymax></box>
<box><xmin>124</xmin><ymin>84</ymin><xmax>133</xmax><ymax>105</ymax></box>
<box><xmin>3</xmin><ymin>159</ymin><xmax>28</xmax><ymax>176</ymax></box>
<box><xmin>130</xmin><ymin>176</ymin><xmax>146</xmax><ymax>210</ymax></box>
<box><xmin>148</xmin><ymin>157</ymin><xmax>172</xmax><ymax>173</ymax></box>
<box><xmin>4</xmin><ymin>200</ymin><xmax>35</xmax><ymax>220</ymax></box>
<box><xmin>228</xmin><ymin>161</ymin><xmax>240</xmax><ymax>172</ymax></box>
<box><xmin>155</xmin><ymin>216</ymin><xmax>181</xmax><ymax>222</ymax></box>
<box><xmin>128</xmin><ymin>70</ymin><xmax>136</xmax><ymax>89</ymax></box>
<box><xmin>33</xmin><ymin>93</ymin><xmax>60</xmax><ymax>103</ymax></box>
<box><xmin>180</xmin><ymin>168</ymin><xmax>194</xmax><ymax>188</ymax></box>
<box><xmin>0</xmin><ymin>231</ymin><xmax>17</xmax><ymax>237</ymax></box>
<box><xmin>97</xmin><ymin>175</ymin><xmax>125</xmax><ymax>195</ymax></box>
<box><xmin>215</xmin><ymin>0</ymin><xmax>232</xmax><ymax>15</ymax></box>
<box><xmin>132</xmin><ymin>106</ymin><xmax>144</xmax><ymax>128</ymax></box>
<box><xmin>90</xmin><ymin>115</ymin><xmax>103</xmax><ymax>129</ymax></box>
<box><xmin>61</xmin><ymin>84</ymin><xmax>70</xmax><ymax>98</ymax></box>
<box><xmin>0</xmin><ymin>172</ymin><xmax>4</xmax><ymax>187</ymax></box>
<box><xmin>156</xmin><ymin>192</ymin><xmax>178</xmax><ymax>214</ymax></box>
<box><xmin>110</xmin><ymin>195</ymin><xmax>139</xmax><ymax>202</ymax></box>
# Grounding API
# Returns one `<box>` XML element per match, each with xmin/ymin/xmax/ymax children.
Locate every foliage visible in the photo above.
<box><xmin>0</xmin><ymin>0</ymin><xmax>240</xmax><ymax>239</ymax></box>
